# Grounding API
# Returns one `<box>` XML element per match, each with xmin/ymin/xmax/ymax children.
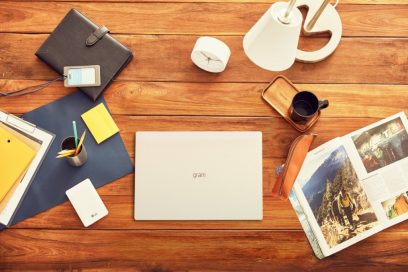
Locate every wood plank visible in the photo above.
<box><xmin>1</xmin><ymin>229</ymin><xmax>407</xmax><ymax>271</ymax></box>
<box><xmin>13</xmin><ymin>194</ymin><xmax>408</xmax><ymax>232</ymax></box>
<box><xmin>1</xmin><ymin>3</ymin><xmax>408</xmax><ymax>37</ymax></box>
<box><xmin>14</xmin><ymin>195</ymin><xmax>301</xmax><ymax>230</ymax></box>
<box><xmin>0</xmin><ymin>34</ymin><xmax>407</xmax><ymax>84</ymax></box>
<box><xmin>112</xmin><ymin>116</ymin><xmax>400</xmax><ymax>159</ymax></box>
<box><xmin>6</xmin><ymin>0</ymin><xmax>408</xmax><ymax>5</ymax></box>
<box><xmin>1</xmin><ymin>80</ymin><xmax>408</xmax><ymax>118</ymax></box>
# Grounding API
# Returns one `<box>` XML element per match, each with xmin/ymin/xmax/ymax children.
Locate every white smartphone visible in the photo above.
<box><xmin>64</xmin><ymin>65</ymin><xmax>101</xmax><ymax>87</ymax></box>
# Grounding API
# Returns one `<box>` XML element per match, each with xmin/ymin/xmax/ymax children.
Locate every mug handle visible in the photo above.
<box><xmin>318</xmin><ymin>100</ymin><xmax>329</xmax><ymax>110</ymax></box>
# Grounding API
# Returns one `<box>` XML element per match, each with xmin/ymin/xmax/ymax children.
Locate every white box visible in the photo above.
<box><xmin>66</xmin><ymin>179</ymin><xmax>108</xmax><ymax>227</ymax></box>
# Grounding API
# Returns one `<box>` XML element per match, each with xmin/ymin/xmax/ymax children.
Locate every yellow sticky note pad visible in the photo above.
<box><xmin>81</xmin><ymin>103</ymin><xmax>119</xmax><ymax>144</ymax></box>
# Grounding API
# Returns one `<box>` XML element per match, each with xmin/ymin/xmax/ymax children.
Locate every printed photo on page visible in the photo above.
<box><xmin>292</xmin><ymin>138</ymin><xmax>380</xmax><ymax>256</ymax></box>
<box><xmin>350</xmin><ymin>115</ymin><xmax>408</xmax><ymax>174</ymax></box>
<box><xmin>381</xmin><ymin>192</ymin><xmax>408</xmax><ymax>220</ymax></box>
<box><xmin>344</xmin><ymin>112</ymin><xmax>408</xmax><ymax>200</ymax></box>
<box><xmin>299</xmin><ymin>145</ymin><xmax>378</xmax><ymax>248</ymax></box>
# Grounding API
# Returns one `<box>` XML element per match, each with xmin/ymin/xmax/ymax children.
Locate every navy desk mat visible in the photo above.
<box><xmin>5</xmin><ymin>91</ymin><xmax>133</xmax><ymax>228</ymax></box>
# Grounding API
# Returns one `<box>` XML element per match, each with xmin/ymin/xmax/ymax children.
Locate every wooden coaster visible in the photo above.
<box><xmin>262</xmin><ymin>76</ymin><xmax>320</xmax><ymax>133</ymax></box>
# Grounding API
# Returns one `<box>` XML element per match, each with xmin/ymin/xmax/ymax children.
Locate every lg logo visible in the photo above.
<box><xmin>193</xmin><ymin>172</ymin><xmax>206</xmax><ymax>180</ymax></box>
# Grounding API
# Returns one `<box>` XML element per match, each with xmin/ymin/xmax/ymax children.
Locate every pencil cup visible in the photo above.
<box><xmin>61</xmin><ymin>136</ymin><xmax>88</xmax><ymax>167</ymax></box>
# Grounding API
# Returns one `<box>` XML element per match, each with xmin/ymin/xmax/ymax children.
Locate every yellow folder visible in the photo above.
<box><xmin>0</xmin><ymin>123</ymin><xmax>40</xmax><ymax>211</ymax></box>
<box><xmin>81</xmin><ymin>103</ymin><xmax>120</xmax><ymax>144</ymax></box>
<box><xmin>0</xmin><ymin>125</ymin><xmax>36</xmax><ymax>202</ymax></box>
<box><xmin>0</xmin><ymin>169</ymin><xmax>27</xmax><ymax>213</ymax></box>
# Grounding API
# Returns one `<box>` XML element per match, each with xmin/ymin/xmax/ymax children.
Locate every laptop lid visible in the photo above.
<box><xmin>135</xmin><ymin>131</ymin><xmax>263</xmax><ymax>220</ymax></box>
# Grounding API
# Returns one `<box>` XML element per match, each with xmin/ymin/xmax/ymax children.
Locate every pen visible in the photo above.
<box><xmin>72</xmin><ymin>121</ymin><xmax>78</xmax><ymax>147</ymax></box>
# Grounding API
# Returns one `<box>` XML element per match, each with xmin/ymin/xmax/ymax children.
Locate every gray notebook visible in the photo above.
<box><xmin>35</xmin><ymin>8</ymin><xmax>133</xmax><ymax>101</ymax></box>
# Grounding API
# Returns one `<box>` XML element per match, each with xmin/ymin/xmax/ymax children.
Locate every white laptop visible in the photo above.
<box><xmin>135</xmin><ymin>132</ymin><xmax>263</xmax><ymax>220</ymax></box>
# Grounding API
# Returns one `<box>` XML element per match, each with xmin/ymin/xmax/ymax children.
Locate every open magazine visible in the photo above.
<box><xmin>289</xmin><ymin>112</ymin><xmax>408</xmax><ymax>258</ymax></box>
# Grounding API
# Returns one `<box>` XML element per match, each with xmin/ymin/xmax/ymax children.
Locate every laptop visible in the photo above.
<box><xmin>135</xmin><ymin>132</ymin><xmax>263</xmax><ymax>220</ymax></box>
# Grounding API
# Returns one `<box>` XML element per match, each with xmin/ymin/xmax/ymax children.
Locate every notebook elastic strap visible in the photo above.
<box><xmin>0</xmin><ymin>76</ymin><xmax>66</xmax><ymax>97</ymax></box>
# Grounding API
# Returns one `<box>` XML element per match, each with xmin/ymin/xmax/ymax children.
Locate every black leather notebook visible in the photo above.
<box><xmin>35</xmin><ymin>9</ymin><xmax>133</xmax><ymax>101</ymax></box>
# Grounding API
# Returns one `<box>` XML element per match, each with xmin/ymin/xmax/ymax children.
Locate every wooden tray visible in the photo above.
<box><xmin>262</xmin><ymin>76</ymin><xmax>320</xmax><ymax>133</ymax></box>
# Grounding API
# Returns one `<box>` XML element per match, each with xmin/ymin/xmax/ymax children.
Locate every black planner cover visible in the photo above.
<box><xmin>2</xmin><ymin>91</ymin><xmax>133</xmax><ymax>228</ymax></box>
<box><xmin>35</xmin><ymin>8</ymin><xmax>133</xmax><ymax>101</ymax></box>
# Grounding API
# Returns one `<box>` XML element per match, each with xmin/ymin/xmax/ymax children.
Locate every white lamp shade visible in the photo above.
<box><xmin>243</xmin><ymin>2</ymin><xmax>302</xmax><ymax>72</ymax></box>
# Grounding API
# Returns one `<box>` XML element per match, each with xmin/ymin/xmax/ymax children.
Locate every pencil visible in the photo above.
<box><xmin>56</xmin><ymin>153</ymin><xmax>75</xmax><ymax>159</ymax></box>
<box><xmin>58</xmin><ymin>149</ymin><xmax>76</xmax><ymax>156</ymax></box>
<box><xmin>74</xmin><ymin>131</ymin><xmax>86</xmax><ymax>156</ymax></box>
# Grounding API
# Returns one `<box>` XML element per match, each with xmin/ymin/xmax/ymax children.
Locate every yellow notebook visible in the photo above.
<box><xmin>0</xmin><ymin>126</ymin><xmax>36</xmax><ymax>202</ymax></box>
<box><xmin>81</xmin><ymin>103</ymin><xmax>120</xmax><ymax>144</ymax></box>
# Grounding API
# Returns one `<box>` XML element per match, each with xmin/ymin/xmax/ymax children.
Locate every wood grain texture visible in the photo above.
<box><xmin>1</xmin><ymin>2</ymin><xmax>408</xmax><ymax>36</ymax></box>
<box><xmin>12</xmin><ymin>194</ymin><xmax>408</xmax><ymax>232</ymax></box>
<box><xmin>1</xmin><ymin>80</ymin><xmax>408</xmax><ymax>117</ymax></box>
<box><xmin>13</xmin><ymin>195</ymin><xmax>301</xmax><ymax>230</ymax></box>
<box><xmin>105</xmin><ymin>115</ymin><xmax>390</xmax><ymax>159</ymax></box>
<box><xmin>5</xmin><ymin>0</ymin><xmax>408</xmax><ymax>4</ymax></box>
<box><xmin>1</xmin><ymin>0</ymin><xmax>408</xmax><ymax>270</ymax></box>
<box><xmin>1</xmin><ymin>229</ymin><xmax>408</xmax><ymax>271</ymax></box>
<box><xmin>0</xmin><ymin>34</ymin><xmax>407</xmax><ymax>84</ymax></box>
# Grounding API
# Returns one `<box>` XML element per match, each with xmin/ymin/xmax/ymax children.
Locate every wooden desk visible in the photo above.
<box><xmin>0</xmin><ymin>0</ymin><xmax>407</xmax><ymax>270</ymax></box>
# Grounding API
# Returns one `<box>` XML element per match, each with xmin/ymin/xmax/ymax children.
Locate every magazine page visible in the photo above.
<box><xmin>276</xmin><ymin>165</ymin><xmax>325</xmax><ymax>259</ymax></box>
<box><xmin>292</xmin><ymin>137</ymin><xmax>384</xmax><ymax>257</ymax></box>
<box><xmin>288</xmin><ymin>191</ymin><xmax>325</xmax><ymax>259</ymax></box>
<box><xmin>343</xmin><ymin>112</ymin><xmax>408</xmax><ymax>229</ymax></box>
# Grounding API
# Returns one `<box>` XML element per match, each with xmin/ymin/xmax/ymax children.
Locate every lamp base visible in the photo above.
<box><xmin>295</xmin><ymin>0</ymin><xmax>342</xmax><ymax>63</ymax></box>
